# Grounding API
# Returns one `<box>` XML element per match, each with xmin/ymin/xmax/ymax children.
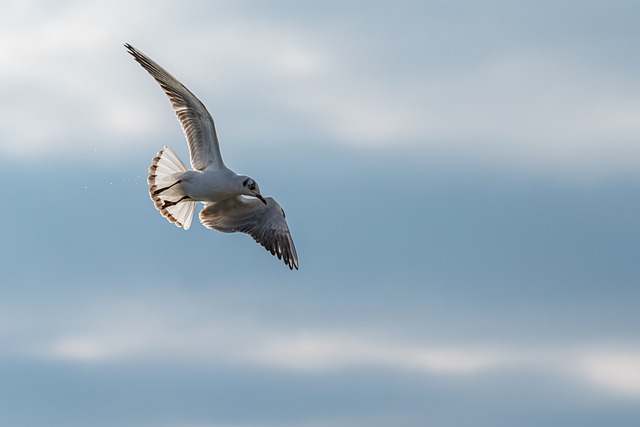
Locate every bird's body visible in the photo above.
<box><xmin>178</xmin><ymin>168</ymin><xmax>246</xmax><ymax>203</ymax></box>
<box><xmin>125</xmin><ymin>43</ymin><xmax>298</xmax><ymax>270</ymax></box>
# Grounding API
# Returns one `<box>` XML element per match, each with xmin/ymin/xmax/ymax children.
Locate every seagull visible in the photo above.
<box><xmin>125</xmin><ymin>43</ymin><xmax>298</xmax><ymax>270</ymax></box>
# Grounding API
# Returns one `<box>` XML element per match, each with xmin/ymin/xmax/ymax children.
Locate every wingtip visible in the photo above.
<box><xmin>124</xmin><ymin>43</ymin><xmax>137</xmax><ymax>59</ymax></box>
<box><xmin>124</xmin><ymin>43</ymin><xmax>143</xmax><ymax>60</ymax></box>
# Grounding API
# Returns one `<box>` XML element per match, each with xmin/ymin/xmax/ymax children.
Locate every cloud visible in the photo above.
<box><xmin>254</xmin><ymin>334</ymin><xmax>505</xmax><ymax>374</ymax></box>
<box><xmin>576</xmin><ymin>351</ymin><xmax>640</xmax><ymax>396</ymax></box>
<box><xmin>2</xmin><ymin>289</ymin><xmax>637</xmax><ymax>399</ymax></box>
<box><xmin>0</xmin><ymin>0</ymin><xmax>332</xmax><ymax>158</ymax></box>
<box><xmin>49</xmin><ymin>336</ymin><xmax>109</xmax><ymax>362</ymax></box>
<box><xmin>1</xmin><ymin>0</ymin><xmax>639</xmax><ymax>178</ymax></box>
<box><xmin>36</xmin><ymin>304</ymin><xmax>507</xmax><ymax>376</ymax></box>
<box><xmin>38</xmin><ymin>322</ymin><xmax>640</xmax><ymax>399</ymax></box>
<box><xmin>44</xmin><ymin>330</ymin><xmax>507</xmax><ymax>376</ymax></box>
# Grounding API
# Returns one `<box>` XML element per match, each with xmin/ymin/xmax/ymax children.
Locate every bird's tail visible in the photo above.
<box><xmin>148</xmin><ymin>145</ymin><xmax>196</xmax><ymax>230</ymax></box>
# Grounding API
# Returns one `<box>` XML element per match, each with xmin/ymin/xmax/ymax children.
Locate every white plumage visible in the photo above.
<box><xmin>126</xmin><ymin>43</ymin><xmax>298</xmax><ymax>270</ymax></box>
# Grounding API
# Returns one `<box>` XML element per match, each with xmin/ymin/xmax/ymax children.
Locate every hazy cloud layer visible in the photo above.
<box><xmin>1</xmin><ymin>287</ymin><xmax>639</xmax><ymax>400</ymax></box>
<box><xmin>1</xmin><ymin>0</ymin><xmax>639</xmax><ymax>177</ymax></box>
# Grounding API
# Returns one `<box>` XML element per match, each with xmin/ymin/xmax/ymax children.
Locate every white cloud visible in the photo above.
<box><xmin>1</xmin><ymin>0</ymin><xmax>639</xmax><ymax>178</ymax></box>
<box><xmin>50</xmin><ymin>336</ymin><xmax>110</xmax><ymax>361</ymax></box>
<box><xmin>35</xmin><ymin>304</ymin><xmax>507</xmax><ymax>376</ymax></box>
<box><xmin>576</xmin><ymin>351</ymin><xmax>640</xmax><ymax>396</ymax></box>
<box><xmin>44</xmin><ymin>330</ymin><xmax>507</xmax><ymax>377</ymax></box>
<box><xmin>1</xmin><ymin>289</ymin><xmax>637</xmax><ymax>400</ymax></box>
<box><xmin>36</xmin><ymin>321</ymin><xmax>640</xmax><ymax>399</ymax></box>
<box><xmin>0</xmin><ymin>0</ymin><xmax>333</xmax><ymax>159</ymax></box>
<box><xmin>255</xmin><ymin>334</ymin><xmax>505</xmax><ymax>374</ymax></box>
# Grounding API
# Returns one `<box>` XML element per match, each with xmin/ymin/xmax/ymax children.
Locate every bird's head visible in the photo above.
<box><xmin>241</xmin><ymin>177</ymin><xmax>267</xmax><ymax>204</ymax></box>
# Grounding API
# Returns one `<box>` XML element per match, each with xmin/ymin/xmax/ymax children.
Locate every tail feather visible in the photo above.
<box><xmin>148</xmin><ymin>145</ymin><xmax>197</xmax><ymax>230</ymax></box>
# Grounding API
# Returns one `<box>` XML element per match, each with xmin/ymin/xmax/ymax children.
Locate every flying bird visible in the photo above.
<box><xmin>125</xmin><ymin>43</ymin><xmax>298</xmax><ymax>270</ymax></box>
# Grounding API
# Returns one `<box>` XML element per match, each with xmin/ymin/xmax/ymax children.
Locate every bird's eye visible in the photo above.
<box><xmin>249</xmin><ymin>184</ymin><xmax>256</xmax><ymax>191</ymax></box>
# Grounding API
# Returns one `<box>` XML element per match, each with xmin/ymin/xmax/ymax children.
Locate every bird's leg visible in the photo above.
<box><xmin>153</xmin><ymin>180</ymin><xmax>182</xmax><ymax>196</ymax></box>
<box><xmin>162</xmin><ymin>196</ymin><xmax>191</xmax><ymax>209</ymax></box>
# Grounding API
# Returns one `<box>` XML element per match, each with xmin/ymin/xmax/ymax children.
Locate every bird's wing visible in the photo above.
<box><xmin>199</xmin><ymin>196</ymin><xmax>299</xmax><ymax>270</ymax></box>
<box><xmin>125</xmin><ymin>43</ymin><xmax>224</xmax><ymax>171</ymax></box>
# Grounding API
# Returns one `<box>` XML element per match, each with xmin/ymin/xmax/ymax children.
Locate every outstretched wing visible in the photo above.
<box><xmin>199</xmin><ymin>196</ymin><xmax>299</xmax><ymax>270</ymax></box>
<box><xmin>125</xmin><ymin>43</ymin><xmax>224</xmax><ymax>171</ymax></box>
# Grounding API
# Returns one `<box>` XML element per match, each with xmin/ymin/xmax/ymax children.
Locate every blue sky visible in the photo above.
<box><xmin>1</xmin><ymin>1</ymin><xmax>639</xmax><ymax>426</ymax></box>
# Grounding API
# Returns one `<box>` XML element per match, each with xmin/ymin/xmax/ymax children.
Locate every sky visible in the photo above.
<box><xmin>1</xmin><ymin>0</ymin><xmax>639</xmax><ymax>426</ymax></box>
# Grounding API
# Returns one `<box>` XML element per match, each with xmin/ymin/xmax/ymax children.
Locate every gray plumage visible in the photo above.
<box><xmin>200</xmin><ymin>197</ymin><xmax>298</xmax><ymax>270</ymax></box>
<box><xmin>125</xmin><ymin>43</ymin><xmax>223</xmax><ymax>171</ymax></box>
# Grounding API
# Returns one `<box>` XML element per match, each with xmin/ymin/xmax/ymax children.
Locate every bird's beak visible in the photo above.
<box><xmin>256</xmin><ymin>194</ymin><xmax>267</xmax><ymax>205</ymax></box>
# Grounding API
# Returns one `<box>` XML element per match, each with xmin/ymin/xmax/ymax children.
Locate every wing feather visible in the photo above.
<box><xmin>199</xmin><ymin>197</ymin><xmax>299</xmax><ymax>270</ymax></box>
<box><xmin>125</xmin><ymin>43</ymin><xmax>224</xmax><ymax>171</ymax></box>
